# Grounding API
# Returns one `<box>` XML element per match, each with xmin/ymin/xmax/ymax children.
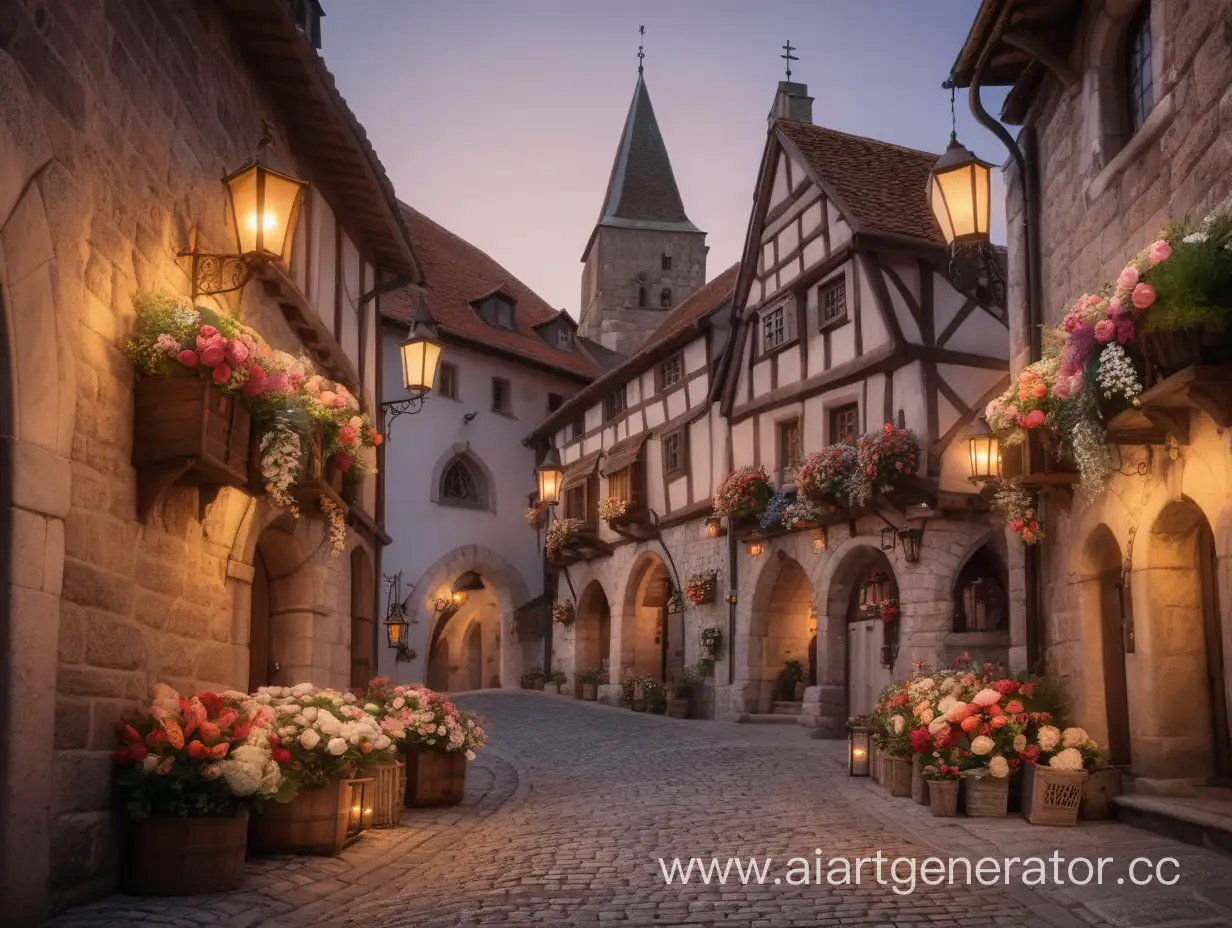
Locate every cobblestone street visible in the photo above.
<box><xmin>54</xmin><ymin>692</ymin><xmax>1232</xmax><ymax>928</ymax></box>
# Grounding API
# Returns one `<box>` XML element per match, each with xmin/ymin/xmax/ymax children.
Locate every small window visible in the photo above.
<box><xmin>556</xmin><ymin>327</ymin><xmax>572</xmax><ymax>350</ymax></box>
<box><xmin>662</xmin><ymin>254</ymin><xmax>672</xmax><ymax>271</ymax></box>
<box><xmin>761</xmin><ymin>300</ymin><xmax>796</xmax><ymax>354</ymax></box>
<box><xmin>607</xmin><ymin>467</ymin><xmax>630</xmax><ymax>502</ymax></box>
<box><xmin>571</xmin><ymin>414</ymin><xmax>586</xmax><ymax>440</ymax></box>
<box><xmin>441</xmin><ymin>459</ymin><xmax>479</xmax><ymax>505</ymax></box>
<box><xmin>777</xmin><ymin>419</ymin><xmax>801</xmax><ymax>485</ymax></box>
<box><xmin>829</xmin><ymin>403</ymin><xmax>859</xmax><ymax>445</ymax></box>
<box><xmin>1126</xmin><ymin>2</ymin><xmax>1153</xmax><ymax>136</ymax></box>
<box><xmin>660</xmin><ymin>288</ymin><xmax>672</xmax><ymax>308</ymax></box>
<box><xmin>658</xmin><ymin>353</ymin><xmax>683</xmax><ymax>391</ymax></box>
<box><xmin>604</xmin><ymin>385</ymin><xmax>627</xmax><ymax>421</ymax></box>
<box><xmin>638</xmin><ymin>287</ymin><xmax>647</xmax><ymax>308</ymax></box>
<box><xmin>492</xmin><ymin>377</ymin><xmax>512</xmax><ymax>415</ymax></box>
<box><xmin>564</xmin><ymin>484</ymin><xmax>586</xmax><ymax>521</ymax></box>
<box><xmin>438</xmin><ymin>362</ymin><xmax>459</xmax><ymax>400</ymax></box>
<box><xmin>819</xmin><ymin>278</ymin><xmax>848</xmax><ymax>329</ymax></box>
<box><xmin>662</xmin><ymin>430</ymin><xmax>684</xmax><ymax>478</ymax></box>
<box><xmin>547</xmin><ymin>393</ymin><xmax>564</xmax><ymax>413</ymax></box>
<box><xmin>496</xmin><ymin>302</ymin><xmax>514</xmax><ymax>329</ymax></box>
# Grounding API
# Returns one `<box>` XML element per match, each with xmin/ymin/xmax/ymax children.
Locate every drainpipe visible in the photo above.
<box><xmin>967</xmin><ymin>29</ymin><xmax>1045</xmax><ymax>672</ymax></box>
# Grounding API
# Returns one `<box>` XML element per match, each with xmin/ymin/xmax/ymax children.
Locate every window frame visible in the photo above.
<box><xmin>829</xmin><ymin>403</ymin><xmax>860</xmax><ymax>446</ymax></box>
<box><xmin>661</xmin><ymin>428</ymin><xmax>686</xmax><ymax>481</ymax></box>
<box><xmin>438</xmin><ymin>457</ymin><xmax>485</xmax><ymax>509</ymax></box>
<box><xmin>1125</xmin><ymin>1</ymin><xmax>1154</xmax><ymax>138</ymax></box>
<box><xmin>661</xmin><ymin>254</ymin><xmax>672</xmax><ymax>271</ymax></box>
<box><xmin>660</xmin><ymin>287</ymin><xmax>672</xmax><ymax>308</ymax></box>
<box><xmin>777</xmin><ymin>417</ymin><xmax>801</xmax><ymax>486</ymax></box>
<box><xmin>818</xmin><ymin>277</ymin><xmax>849</xmax><ymax>332</ymax></box>
<box><xmin>656</xmin><ymin>352</ymin><xmax>684</xmax><ymax>392</ymax></box>
<box><xmin>438</xmin><ymin>361</ymin><xmax>459</xmax><ymax>400</ymax></box>
<box><xmin>547</xmin><ymin>392</ymin><xmax>564</xmax><ymax>413</ymax></box>
<box><xmin>570</xmin><ymin>414</ymin><xmax>586</xmax><ymax>440</ymax></box>
<box><xmin>603</xmin><ymin>385</ymin><xmax>628</xmax><ymax>422</ymax></box>
<box><xmin>491</xmin><ymin>376</ymin><xmax>513</xmax><ymax>416</ymax></box>
<box><xmin>760</xmin><ymin>297</ymin><xmax>798</xmax><ymax>357</ymax></box>
<box><xmin>556</xmin><ymin>326</ymin><xmax>573</xmax><ymax>350</ymax></box>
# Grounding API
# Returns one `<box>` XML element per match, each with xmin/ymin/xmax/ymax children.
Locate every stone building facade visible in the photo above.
<box><xmin>0</xmin><ymin>0</ymin><xmax>414</xmax><ymax>917</ymax></box>
<box><xmin>951</xmin><ymin>0</ymin><xmax>1232</xmax><ymax>785</ymax></box>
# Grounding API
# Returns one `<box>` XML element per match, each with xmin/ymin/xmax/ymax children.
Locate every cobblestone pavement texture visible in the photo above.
<box><xmin>52</xmin><ymin>691</ymin><xmax>1232</xmax><ymax>927</ymax></box>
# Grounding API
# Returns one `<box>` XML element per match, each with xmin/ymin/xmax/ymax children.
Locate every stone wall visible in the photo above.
<box><xmin>998</xmin><ymin>0</ymin><xmax>1232</xmax><ymax>768</ymax></box>
<box><xmin>579</xmin><ymin>226</ymin><xmax>707</xmax><ymax>355</ymax></box>
<box><xmin>0</xmin><ymin>1</ymin><xmax>376</xmax><ymax>914</ymax></box>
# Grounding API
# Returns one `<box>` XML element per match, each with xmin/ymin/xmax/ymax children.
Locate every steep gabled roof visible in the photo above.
<box><xmin>381</xmin><ymin>204</ymin><xmax>604</xmax><ymax>381</ymax></box>
<box><xmin>529</xmin><ymin>264</ymin><xmax>739</xmax><ymax>439</ymax></box>
<box><xmin>582</xmin><ymin>73</ymin><xmax>701</xmax><ymax>259</ymax></box>
<box><xmin>776</xmin><ymin>120</ymin><xmax>945</xmax><ymax>245</ymax></box>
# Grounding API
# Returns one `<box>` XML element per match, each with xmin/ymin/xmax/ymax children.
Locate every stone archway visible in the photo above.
<box><xmin>576</xmin><ymin>579</ymin><xmax>612</xmax><ymax>679</ymax></box>
<box><xmin>1136</xmin><ymin>498</ymin><xmax>1229</xmax><ymax>779</ymax></box>
<box><xmin>1077</xmin><ymin>525</ymin><xmax>1132</xmax><ymax>766</ymax></box>
<box><xmin>620</xmin><ymin>552</ymin><xmax>671</xmax><ymax>683</ymax></box>
<box><xmin>821</xmin><ymin>543</ymin><xmax>898</xmax><ymax>722</ymax></box>
<box><xmin>250</xmin><ymin>518</ymin><xmax>318</xmax><ymax>687</ymax></box>
<box><xmin>742</xmin><ymin>552</ymin><xmax>815</xmax><ymax>713</ymax></box>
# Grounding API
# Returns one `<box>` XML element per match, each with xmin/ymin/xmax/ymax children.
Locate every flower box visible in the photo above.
<box><xmin>250</xmin><ymin>776</ymin><xmax>375</xmax><ymax>856</ymax></box>
<box><xmin>911</xmin><ymin>755</ymin><xmax>930</xmax><ymax>806</ymax></box>
<box><xmin>883</xmin><ymin>755</ymin><xmax>912</xmax><ymax>798</ymax></box>
<box><xmin>292</xmin><ymin>424</ymin><xmax>347</xmax><ymax>512</ymax></box>
<box><xmin>132</xmin><ymin>377</ymin><xmax>252</xmax><ymax>520</ymax></box>
<box><xmin>666</xmin><ymin>697</ymin><xmax>690</xmax><ymax>719</ymax></box>
<box><xmin>1021</xmin><ymin>764</ymin><xmax>1087</xmax><ymax>826</ymax></box>
<box><xmin>1139</xmin><ymin>327</ymin><xmax>1216</xmax><ymax>385</ymax></box>
<box><xmin>962</xmin><ymin>774</ymin><xmax>1009</xmax><ymax>818</ymax></box>
<box><xmin>928</xmin><ymin>779</ymin><xmax>959</xmax><ymax>817</ymax></box>
<box><xmin>122</xmin><ymin>814</ymin><xmax>247</xmax><ymax>896</ymax></box>
<box><xmin>580</xmin><ymin>683</ymin><xmax>598</xmax><ymax>701</ymax></box>
<box><xmin>370</xmin><ymin>762</ymin><xmax>406</xmax><ymax>828</ymax></box>
<box><xmin>403</xmin><ymin>747</ymin><xmax>467</xmax><ymax>807</ymax></box>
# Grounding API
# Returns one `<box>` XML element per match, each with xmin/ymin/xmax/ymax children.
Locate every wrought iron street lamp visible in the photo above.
<box><xmin>536</xmin><ymin>446</ymin><xmax>565</xmax><ymax>507</ymax></box>
<box><xmin>898</xmin><ymin>528</ymin><xmax>924</xmax><ymax>563</ymax></box>
<box><xmin>381</xmin><ymin>291</ymin><xmax>443</xmax><ymax>437</ymax></box>
<box><xmin>928</xmin><ymin>131</ymin><xmax>1004</xmax><ymax>308</ymax></box>
<box><xmin>967</xmin><ymin>416</ymin><xmax>1001</xmax><ymax>482</ymax></box>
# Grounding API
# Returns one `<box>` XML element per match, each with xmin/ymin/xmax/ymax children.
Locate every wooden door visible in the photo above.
<box><xmin>1201</xmin><ymin>523</ymin><xmax>1231</xmax><ymax>778</ymax></box>
<box><xmin>1100</xmin><ymin>568</ymin><xmax>1132</xmax><ymax>766</ymax></box>
<box><xmin>249</xmin><ymin>551</ymin><xmax>273</xmax><ymax>689</ymax></box>
<box><xmin>349</xmin><ymin>549</ymin><xmax>374</xmax><ymax>692</ymax></box>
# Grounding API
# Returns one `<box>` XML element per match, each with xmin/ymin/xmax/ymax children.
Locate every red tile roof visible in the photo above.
<box><xmin>381</xmin><ymin>204</ymin><xmax>603</xmax><ymax>380</ymax></box>
<box><xmin>528</xmin><ymin>263</ymin><xmax>739</xmax><ymax>438</ymax></box>
<box><xmin>776</xmin><ymin>121</ymin><xmax>945</xmax><ymax>245</ymax></box>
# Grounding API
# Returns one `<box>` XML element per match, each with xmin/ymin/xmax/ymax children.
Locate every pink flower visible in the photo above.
<box><xmin>1068</xmin><ymin>372</ymin><xmax>1085</xmax><ymax>395</ymax></box>
<box><xmin>1115</xmin><ymin>320</ymin><xmax>1135</xmax><ymax>344</ymax></box>
<box><xmin>225</xmin><ymin>338</ymin><xmax>250</xmax><ymax>367</ymax></box>
<box><xmin>265</xmin><ymin>373</ymin><xmax>289</xmax><ymax>394</ymax></box>
<box><xmin>1094</xmin><ymin>319</ymin><xmax>1115</xmax><ymax>342</ymax></box>
<box><xmin>200</xmin><ymin>343</ymin><xmax>225</xmax><ymax>368</ymax></box>
<box><xmin>242</xmin><ymin>367</ymin><xmax>267</xmax><ymax>398</ymax></box>
<box><xmin>177</xmin><ymin>350</ymin><xmax>200</xmax><ymax>369</ymax></box>
<box><xmin>1116</xmin><ymin>266</ymin><xmax>1139</xmax><ymax>291</ymax></box>
<box><xmin>1053</xmin><ymin>377</ymin><xmax>1071</xmax><ymax>400</ymax></box>
<box><xmin>212</xmin><ymin>364</ymin><xmax>232</xmax><ymax>385</ymax></box>
<box><xmin>338</xmin><ymin>425</ymin><xmax>359</xmax><ymax>447</ymax></box>
<box><xmin>1148</xmin><ymin>240</ymin><xmax>1171</xmax><ymax>265</ymax></box>
<box><xmin>1131</xmin><ymin>283</ymin><xmax>1156</xmax><ymax>310</ymax></box>
<box><xmin>1023</xmin><ymin>409</ymin><xmax>1046</xmax><ymax>429</ymax></box>
<box><xmin>333</xmin><ymin>394</ymin><xmax>350</xmax><ymax>409</ymax></box>
<box><xmin>318</xmin><ymin>390</ymin><xmax>337</xmax><ymax>407</ymax></box>
<box><xmin>195</xmin><ymin>325</ymin><xmax>220</xmax><ymax>350</ymax></box>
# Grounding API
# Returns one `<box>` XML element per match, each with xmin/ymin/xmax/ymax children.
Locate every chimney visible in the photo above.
<box><xmin>768</xmin><ymin>81</ymin><xmax>813</xmax><ymax>127</ymax></box>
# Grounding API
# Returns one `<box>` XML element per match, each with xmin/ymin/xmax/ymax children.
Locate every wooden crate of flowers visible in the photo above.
<box><xmin>685</xmin><ymin>570</ymin><xmax>718</xmax><ymax>606</ymax></box>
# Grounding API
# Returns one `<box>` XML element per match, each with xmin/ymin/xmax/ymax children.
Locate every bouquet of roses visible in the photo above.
<box><xmin>254</xmin><ymin>684</ymin><xmax>396</xmax><ymax>793</ymax></box>
<box><xmin>794</xmin><ymin>444</ymin><xmax>857</xmax><ymax>504</ymax></box>
<box><xmin>113</xmin><ymin>684</ymin><xmax>282</xmax><ymax>818</ymax></box>
<box><xmin>712</xmin><ymin>465</ymin><xmax>774</xmax><ymax>520</ymax></box>
<box><xmin>363</xmin><ymin>679</ymin><xmax>486</xmax><ymax>759</ymax></box>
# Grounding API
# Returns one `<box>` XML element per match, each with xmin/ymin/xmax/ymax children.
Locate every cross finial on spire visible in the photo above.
<box><xmin>781</xmin><ymin>40</ymin><xmax>798</xmax><ymax>80</ymax></box>
<box><xmin>638</xmin><ymin>25</ymin><xmax>645</xmax><ymax>74</ymax></box>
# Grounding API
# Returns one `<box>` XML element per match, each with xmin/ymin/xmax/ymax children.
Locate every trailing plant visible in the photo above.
<box><xmin>685</xmin><ymin>570</ymin><xmax>718</xmax><ymax>605</ymax></box>
<box><xmin>849</xmin><ymin>424</ymin><xmax>919</xmax><ymax>506</ymax></box>
<box><xmin>779</xmin><ymin>498</ymin><xmax>822</xmax><ymax>530</ymax></box>
<box><xmin>545</xmin><ymin>518</ymin><xmax>585</xmax><ymax>556</ymax></box>
<box><xmin>550</xmin><ymin>669</ymin><xmax>568</xmax><ymax>686</ymax></box>
<box><xmin>760</xmin><ymin>490</ymin><xmax>794</xmax><ymax>531</ymax></box>
<box><xmin>991</xmin><ymin>483</ymin><xmax>1042</xmax><ymax>545</ymax></box>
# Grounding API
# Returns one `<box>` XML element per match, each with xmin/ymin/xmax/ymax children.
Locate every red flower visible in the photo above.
<box><xmin>209</xmin><ymin>743</ymin><xmax>228</xmax><ymax>759</ymax></box>
<box><xmin>187</xmin><ymin>741</ymin><xmax>210</xmax><ymax>760</ymax></box>
<box><xmin>909</xmin><ymin>727</ymin><xmax>933</xmax><ymax>753</ymax></box>
<box><xmin>199</xmin><ymin>692</ymin><xmax>224</xmax><ymax>718</ymax></box>
<box><xmin>272</xmin><ymin>748</ymin><xmax>292</xmax><ymax>764</ymax></box>
<box><xmin>1019</xmin><ymin>745</ymin><xmax>1041</xmax><ymax>763</ymax></box>
<box><xmin>1005</xmin><ymin>699</ymin><xmax>1024</xmax><ymax>714</ymax></box>
<box><xmin>333</xmin><ymin>452</ymin><xmax>354</xmax><ymax>472</ymax></box>
<box><xmin>992</xmin><ymin>679</ymin><xmax>1018</xmax><ymax>695</ymax></box>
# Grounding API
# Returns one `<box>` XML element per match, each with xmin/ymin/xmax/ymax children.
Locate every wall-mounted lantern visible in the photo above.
<box><xmin>705</xmin><ymin>516</ymin><xmax>725</xmax><ymax>538</ymax></box>
<box><xmin>880</xmin><ymin>527</ymin><xmax>897</xmax><ymax>552</ymax></box>
<box><xmin>746</xmin><ymin>539</ymin><xmax>765</xmax><ymax>558</ymax></box>
<box><xmin>811</xmin><ymin>526</ymin><xmax>827</xmax><ymax>551</ymax></box>
<box><xmin>181</xmin><ymin>129</ymin><xmax>307</xmax><ymax>297</ymax></box>
<box><xmin>898</xmin><ymin>528</ymin><xmax>924</xmax><ymax>563</ymax></box>
<box><xmin>537</xmin><ymin>446</ymin><xmax>565</xmax><ymax>507</ymax></box>
<box><xmin>967</xmin><ymin>416</ymin><xmax>1001</xmax><ymax>482</ymax></box>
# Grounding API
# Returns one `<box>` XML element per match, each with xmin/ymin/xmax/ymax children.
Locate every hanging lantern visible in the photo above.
<box><xmin>898</xmin><ymin>528</ymin><xmax>924</xmax><ymax>563</ymax></box>
<box><xmin>399</xmin><ymin>291</ymin><xmax>443</xmax><ymax>395</ymax></box>
<box><xmin>927</xmin><ymin>134</ymin><xmax>993</xmax><ymax>247</ymax></box>
<box><xmin>536</xmin><ymin>446</ymin><xmax>565</xmax><ymax>506</ymax></box>
<box><xmin>746</xmin><ymin>539</ymin><xmax>765</xmax><ymax>558</ymax></box>
<box><xmin>385</xmin><ymin>611</ymin><xmax>409</xmax><ymax>651</ymax></box>
<box><xmin>967</xmin><ymin>416</ymin><xmax>1001</xmax><ymax>481</ymax></box>
<box><xmin>223</xmin><ymin>159</ymin><xmax>307</xmax><ymax>261</ymax></box>
<box><xmin>705</xmin><ymin>516</ymin><xmax>724</xmax><ymax>538</ymax></box>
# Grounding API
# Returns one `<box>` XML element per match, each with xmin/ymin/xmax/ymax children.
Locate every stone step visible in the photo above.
<box><xmin>770</xmin><ymin>701</ymin><xmax>803</xmax><ymax>715</ymax></box>
<box><xmin>1113</xmin><ymin>792</ymin><xmax>1232</xmax><ymax>857</ymax></box>
<box><xmin>737</xmin><ymin>713</ymin><xmax>801</xmax><ymax>725</ymax></box>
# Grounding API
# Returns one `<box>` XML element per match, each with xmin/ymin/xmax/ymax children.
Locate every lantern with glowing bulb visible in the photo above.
<box><xmin>848</xmin><ymin>725</ymin><xmax>871</xmax><ymax>776</ymax></box>
<box><xmin>536</xmin><ymin>446</ymin><xmax>564</xmax><ymax>507</ymax></box>
<box><xmin>222</xmin><ymin>159</ymin><xmax>306</xmax><ymax>262</ymax></box>
<box><xmin>967</xmin><ymin>416</ymin><xmax>1001</xmax><ymax>482</ymax></box>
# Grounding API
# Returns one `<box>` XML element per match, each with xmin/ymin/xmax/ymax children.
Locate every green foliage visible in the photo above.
<box><xmin>1144</xmin><ymin>214</ymin><xmax>1232</xmax><ymax>334</ymax></box>
<box><xmin>775</xmin><ymin>658</ymin><xmax>806</xmax><ymax>700</ymax></box>
<box><xmin>671</xmin><ymin>664</ymin><xmax>703</xmax><ymax>698</ymax></box>
<box><xmin>575</xmin><ymin>668</ymin><xmax>605</xmax><ymax>685</ymax></box>
<box><xmin>641</xmin><ymin>676</ymin><xmax>667</xmax><ymax>713</ymax></box>
<box><xmin>550</xmin><ymin>668</ymin><xmax>568</xmax><ymax>685</ymax></box>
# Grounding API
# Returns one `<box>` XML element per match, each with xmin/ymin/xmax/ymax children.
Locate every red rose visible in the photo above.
<box><xmin>909</xmin><ymin>727</ymin><xmax>933</xmax><ymax>753</ymax></box>
<box><xmin>272</xmin><ymin>748</ymin><xmax>292</xmax><ymax>764</ymax></box>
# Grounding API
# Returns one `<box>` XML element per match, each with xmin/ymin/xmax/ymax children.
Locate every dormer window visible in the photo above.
<box><xmin>476</xmin><ymin>293</ymin><xmax>516</xmax><ymax>331</ymax></box>
<box><xmin>556</xmin><ymin>327</ymin><xmax>573</xmax><ymax>350</ymax></box>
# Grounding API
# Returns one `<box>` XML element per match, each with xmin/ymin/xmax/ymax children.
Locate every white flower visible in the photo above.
<box><xmin>927</xmin><ymin>718</ymin><xmax>948</xmax><ymax>737</ymax></box>
<box><xmin>219</xmin><ymin>759</ymin><xmax>263</xmax><ymax>796</ymax></box>
<box><xmin>988</xmin><ymin>756</ymin><xmax>1010</xmax><ymax>778</ymax></box>
<box><xmin>293</xmin><ymin>714</ymin><xmax>307</xmax><ymax>726</ymax></box>
<box><xmin>141</xmin><ymin>755</ymin><xmax>159</xmax><ymax>774</ymax></box>
<box><xmin>343</xmin><ymin>692</ymin><xmax>357</xmax><ymax>703</ymax></box>
<box><xmin>1049</xmin><ymin>747</ymin><xmax>1084</xmax><ymax>771</ymax></box>
<box><xmin>299</xmin><ymin>729</ymin><xmax>321</xmax><ymax>750</ymax></box>
<box><xmin>392</xmin><ymin>697</ymin><xmax>405</xmax><ymax>710</ymax></box>
<box><xmin>258</xmin><ymin>759</ymin><xmax>283</xmax><ymax>796</ymax></box>
<box><xmin>374</xmin><ymin>735</ymin><xmax>391</xmax><ymax>751</ymax></box>
<box><xmin>302</xmin><ymin>706</ymin><xmax>318</xmax><ymax>722</ymax></box>
<box><xmin>291</xmin><ymin>682</ymin><xmax>315</xmax><ymax>697</ymax></box>
<box><xmin>1037</xmin><ymin>725</ymin><xmax>1061</xmax><ymax>751</ymax></box>
<box><xmin>970</xmin><ymin>735</ymin><xmax>994</xmax><ymax>756</ymax></box>
<box><xmin>891</xmin><ymin>714</ymin><xmax>905</xmax><ymax>734</ymax></box>
<box><xmin>1012</xmin><ymin>734</ymin><xmax>1027</xmax><ymax>752</ymax></box>
<box><xmin>1182</xmin><ymin>231</ymin><xmax>1209</xmax><ymax>244</ymax></box>
<box><xmin>327</xmin><ymin>737</ymin><xmax>348</xmax><ymax>756</ymax></box>
<box><xmin>937</xmin><ymin>694</ymin><xmax>958</xmax><ymax>716</ymax></box>
<box><xmin>315</xmin><ymin>710</ymin><xmax>341</xmax><ymax>735</ymax></box>
<box><xmin>1096</xmin><ymin>343</ymin><xmax>1142</xmax><ymax>403</ymax></box>
<box><xmin>1061</xmin><ymin>727</ymin><xmax>1089</xmax><ymax>748</ymax></box>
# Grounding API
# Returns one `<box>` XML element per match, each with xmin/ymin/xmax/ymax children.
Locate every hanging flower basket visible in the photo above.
<box><xmin>685</xmin><ymin>570</ymin><xmax>718</xmax><ymax>605</ymax></box>
<box><xmin>850</xmin><ymin>425</ymin><xmax>920</xmax><ymax>505</ymax></box>
<box><xmin>598</xmin><ymin>496</ymin><xmax>629</xmax><ymax>521</ymax></box>
<box><xmin>794</xmin><ymin>444</ymin><xmax>857</xmax><ymax>505</ymax></box>
<box><xmin>551</xmin><ymin>601</ymin><xmax>576</xmax><ymax>625</ymax></box>
<box><xmin>877</xmin><ymin>598</ymin><xmax>900</xmax><ymax>623</ymax></box>
<box><xmin>712</xmin><ymin>466</ymin><xmax>774</xmax><ymax>522</ymax></box>
<box><xmin>525</xmin><ymin>503</ymin><xmax>547</xmax><ymax>529</ymax></box>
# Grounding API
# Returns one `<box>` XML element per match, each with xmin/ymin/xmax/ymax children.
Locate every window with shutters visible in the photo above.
<box><xmin>829</xmin><ymin>403</ymin><xmax>859</xmax><ymax>446</ymax></box>
<box><xmin>760</xmin><ymin>299</ymin><xmax>797</xmax><ymax>354</ymax></box>
<box><xmin>818</xmin><ymin>278</ymin><xmax>848</xmax><ymax>330</ymax></box>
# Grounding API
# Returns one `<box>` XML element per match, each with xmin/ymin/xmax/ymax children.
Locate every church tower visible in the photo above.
<box><xmin>578</xmin><ymin>68</ymin><xmax>707</xmax><ymax>355</ymax></box>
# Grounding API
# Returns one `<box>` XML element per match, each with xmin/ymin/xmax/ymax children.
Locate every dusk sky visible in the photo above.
<box><xmin>325</xmin><ymin>1</ymin><xmax>1009</xmax><ymax>315</ymax></box>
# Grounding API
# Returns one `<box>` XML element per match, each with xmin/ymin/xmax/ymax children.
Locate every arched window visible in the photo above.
<box><xmin>952</xmin><ymin>546</ymin><xmax>1008</xmax><ymax>633</ymax></box>
<box><xmin>1126</xmin><ymin>1</ymin><xmax>1153</xmax><ymax>136</ymax></box>
<box><xmin>441</xmin><ymin>459</ymin><xmax>480</xmax><ymax>506</ymax></box>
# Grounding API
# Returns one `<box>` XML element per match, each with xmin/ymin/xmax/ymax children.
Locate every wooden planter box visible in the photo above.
<box><xmin>666</xmin><ymin>697</ymin><xmax>690</xmax><ymax>719</ymax></box>
<box><xmin>123</xmin><ymin>815</ymin><xmax>247</xmax><ymax>895</ymax></box>
<box><xmin>929</xmin><ymin>779</ymin><xmax>959</xmax><ymax>817</ymax></box>
<box><xmin>884</xmin><ymin>755</ymin><xmax>912</xmax><ymax>798</ymax></box>
<box><xmin>250</xmin><ymin>777</ymin><xmax>374</xmax><ymax>856</ymax></box>
<box><xmin>1022</xmin><ymin>764</ymin><xmax>1087</xmax><ymax>826</ymax></box>
<box><xmin>404</xmin><ymin>747</ymin><xmax>467</xmax><ymax>807</ymax></box>
<box><xmin>1139</xmin><ymin>327</ymin><xmax>1225</xmax><ymax>385</ymax></box>
<box><xmin>869</xmin><ymin>742</ymin><xmax>880</xmax><ymax>784</ymax></box>
<box><xmin>963</xmin><ymin>774</ymin><xmax>1009</xmax><ymax>818</ymax></box>
<box><xmin>580</xmin><ymin>683</ymin><xmax>598</xmax><ymax>701</ymax></box>
<box><xmin>911</xmin><ymin>755</ymin><xmax>930</xmax><ymax>806</ymax></box>
<box><xmin>371</xmin><ymin>762</ymin><xmax>406</xmax><ymax>827</ymax></box>
<box><xmin>133</xmin><ymin>377</ymin><xmax>252</xmax><ymax>520</ymax></box>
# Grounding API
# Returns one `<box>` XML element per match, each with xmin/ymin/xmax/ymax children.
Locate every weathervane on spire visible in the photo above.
<box><xmin>781</xmin><ymin>40</ymin><xmax>798</xmax><ymax>80</ymax></box>
<box><xmin>638</xmin><ymin>25</ymin><xmax>645</xmax><ymax>75</ymax></box>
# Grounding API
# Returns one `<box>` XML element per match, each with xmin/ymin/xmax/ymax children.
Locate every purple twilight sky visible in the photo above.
<box><xmin>323</xmin><ymin>1</ymin><xmax>1009</xmax><ymax>316</ymax></box>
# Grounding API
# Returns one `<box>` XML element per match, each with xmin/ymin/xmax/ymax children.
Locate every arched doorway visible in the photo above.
<box><xmin>1142</xmin><ymin>499</ymin><xmax>1229</xmax><ymax>779</ymax></box>
<box><xmin>948</xmin><ymin>543</ymin><xmax>1009</xmax><ymax>667</ymax></box>
<box><xmin>427</xmin><ymin>638</ymin><xmax>450</xmax><ymax>691</ymax></box>
<box><xmin>248</xmin><ymin>520</ymin><xmax>316</xmax><ymax>688</ymax></box>
<box><xmin>249</xmin><ymin>549</ymin><xmax>273</xmax><ymax>689</ymax></box>
<box><xmin>1080</xmin><ymin>526</ymin><xmax>1132</xmax><ymax>766</ymax></box>
<box><xmin>623</xmin><ymin>554</ymin><xmax>671</xmax><ymax>682</ymax></box>
<box><xmin>466</xmin><ymin>621</ymin><xmax>483</xmax><ymax>690</ymax></box>
<box><xmin>576</xmin><ymin>580</ymin><xmax>612</xmax><ymax>678</ymax></box>
<box><xmin>824</xmin><ymin>546</ymin><xmax>898</xmax><ymax>718</ymax></box>
<box><xmin>746</xmin><ymin>553</ymin><xmax>815</xmax><ymax>712</ymax></box>
<box><xmin>350</xmin><ymin>547</ymin><xmax>375</xmax><ymax>693</ymax></box>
